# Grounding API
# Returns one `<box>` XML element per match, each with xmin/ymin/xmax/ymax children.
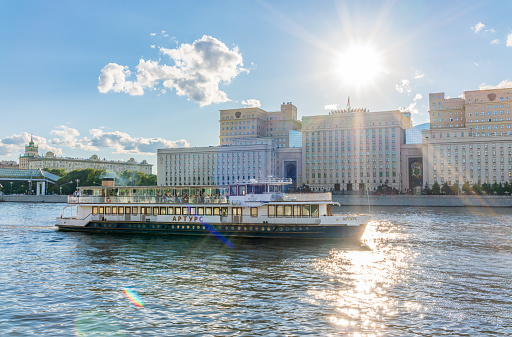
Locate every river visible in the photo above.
<box><xmin>0</xmin><ymin>202</ymin><xmax>511</xmax><ymax>336</ymax></box>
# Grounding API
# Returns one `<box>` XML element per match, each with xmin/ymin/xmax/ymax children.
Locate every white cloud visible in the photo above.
<box><xmin>50</xmin><ymin>125</ymin><xmax>97</xmax><ymax>151</ymax></box>
<box><xmin>241</xmin><ymin>99</ymin><xmax>261</xmax><ymax>108</ymax></box>
<box><xmin>413</xmin><ymin>70</ymin><xmax>424</xmax><ymax>79</ymax></box>
<box><xmin>395</xmin><ymin>79</ymin><xmax>411</xmax><ymax>94</ymax></box>
<box><xmin>491</xmin><ymin>39</ymin><xmax>500</xmax><ymax>45</ymax></box>
<box><xmin>0</xmin><ymin>132</ymin><xmax>62</xmax><ymax>156</ymax></box>
<box><xmin>400</xmin><ymin>93</ymin><xmax>423</xmax><ymax>115</ymax></box>
<box><xmin>150</xmin><ymin>45</ymin><xmax>156</xmax><ymax>49</ymax></box>
<box><xmin>324</xmin><ymin>104</ymin><xmax>338</xmax><ymax>110</ymax></box>
<box><xmin>98</xmin><ymin>35</ymin><xmax>248</xmax><ymax>107</ymax></box>
<box><xmin>97</xmin><ymin>63</ymin><xmax>143</xmax><ymax>96</ymax></box>
<box><xmin>150</xmin><ymin>33</ymin><xmax>156</xmax><ymax>36</ymax></box>
<box><xmin>478</xmin><ymin>79</ymin><xmax>512</xmax><ymax>90</ymax></box>
<box><xmin>88</xmin><ymin>129</ymin><xmax>188</xmax><ymax>154</ymax></box>
<box><xmin>507</xmin><ymin>33</ymin><xmax>512</xmax><ymax>47</ymax></box>
<box><xmin>472</xmin><ymin>22</ymin><xmax>485</xmax><ymax>33</ymax></box>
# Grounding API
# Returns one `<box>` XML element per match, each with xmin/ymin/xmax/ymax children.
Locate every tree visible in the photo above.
<box><xmin>441</xmin><ymin>182</ymin><xmax>452</xmax><ymax>195</ymax></box>
<box><xmin>473</xmin><ymin>183</ymin><xmax>483</xmax><ymax>195</ymax></box>
<box><xmin>432</xmin><ymin>181</ymin><xmax>440</xmax><ymax>195</ymax></box>
<box><xmin>462</xmin><ymin>181</ymin><xmax>472</xmax><ymax>195</ymax></box>
<box><xmin>423</xmin><ymin>183</ymin><xmax>432</xmax><ymax>195</ymax></box>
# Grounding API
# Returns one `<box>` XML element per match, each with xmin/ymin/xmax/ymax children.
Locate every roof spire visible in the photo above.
<box><xmin>346</xmin><ymin>96</ymin><xmax>351</xmax><ymax>112</ymax></box>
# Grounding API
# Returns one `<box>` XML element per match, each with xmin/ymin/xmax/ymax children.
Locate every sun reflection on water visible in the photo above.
<box><xmin>310</xmin><ymin>219</ymin><xmax>414</xmax><ymax>336</ymax></box>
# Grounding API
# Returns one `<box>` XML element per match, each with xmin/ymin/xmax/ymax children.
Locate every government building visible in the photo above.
<box><xmin>156</xmin><ymin>85</ymin><xmax>512</xmax><ymax>194</ymax></box>
<box><xmin>423</xmin><ymin>87</ymin><xmax>512</xmax><ymax>188</ymax></box>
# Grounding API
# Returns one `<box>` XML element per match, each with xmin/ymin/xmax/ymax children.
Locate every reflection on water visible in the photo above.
<box><xmin>1</xmin><ymin>203</ymin><xmax>512</xmax><ymax>336</ymax></box>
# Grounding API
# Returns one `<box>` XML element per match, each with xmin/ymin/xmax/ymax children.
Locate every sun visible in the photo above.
<box><xmin>334</xmin><ymin>44</ymin><xmax>385</xmax><ymax>88</ymax></box>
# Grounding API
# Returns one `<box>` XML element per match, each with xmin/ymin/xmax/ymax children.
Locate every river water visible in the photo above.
<box><xmin>0</xmin><ymin>202</ymin><xmax>511</xmax><ymax>336</ymax></box>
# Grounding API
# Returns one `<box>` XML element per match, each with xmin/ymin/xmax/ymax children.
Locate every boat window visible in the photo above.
<box><xmin>276</xmin><ymin>205</ymin><xmax>284</xmax><ymax>217</ymax></box>
<box><xmin>175</xmin><ymin>207</ymin><xmax>181</xmax><ymax>215</ymax></box>
<box><xmin>160</xmin><ymin>207</ymin><xmax>167</xmax><ymax>215</ymax></box>
<box><xmin>248</xmin><ymin>185</ymin><xmax>255</xmax><ymax>194</ymax></box>
<box><xmin>105</xmin><ymin>207</ymin><xmax>111</xmax><ymax>215</ymax></box>
<box><xmin>293</xmin><ymin>205</ymin><xmax>301</xmax><ymax>217</ymax></box>
<box><xmin>284</xmin><ymin>205</ymin><xmax>292</xmax><ymax>217</ymax></box>
<box><xmin>233</xmin><ymin>207</ymin><xmax>242</xmax><ymax>216</ymax></box>
<box><xmin>238</xmin><ymin>185</ymin><xmax>246</xmax><ymax>196</ymax></box>
<box><xmin>311</xmin><ymin>205</ymin><xmax>319</xmax><ymax>217</ymax></box>
<box><xmin>268</xmin><ymin>205</ymin><xmax>275</xmax><ymax>217</ymax></box>
<box><xmin>182</xmin><ymin>207</ymin><xmax>189</xmax><ymax>215</ymax></box>
<box><xmin>197</xmin><ymin>207</ymin><xmax>204</xmax><ymax>215</ymax></box>
<box><xmin>205</xmin><ymin>207</ymin><xmax>212</xmax><ymax>215</ymax></box>
<box><xmin>92</xmin><ymin>206</ymin><xmax>98</xmax><ymax>215</ymax></box>
<box><xmin>146</xmin><ymin>207</ymin><xmax>151</xmax><ymax>214</ymax></box>
<box><xmin>190</xmin><ymin>207</ymin><xmax>196</xmax><ymax>215</ymax></box>
<box><xmin>120</xmin><ymin>207</ymin><xmax>125</xmax><ymax>215</ymax></box>
<box><xmin>125</xmin><ymin>207</ymin><xmax>131</xmax><ymax>215</ymax></box>
<box><xmin>99</xmin><ymin>207</ymin><xmax>104</xmax><ymax>214</ymax></box>
<box><xmin>269</xmin><ymin>185</ymin><xmax>275</xmax><ymax>192</ymax></box>
<box><xmin>112</xmin><ymin>207</ymin><xmax>117</xmax><ymax>215</ymax></box>
<box><xmin>302</xmin><ymin>205</ymin><xmax>310</xmax><ymax>217</ymax></box>
<box><xmin>152</xmin><ymin>207</ymin><xmax>159</xmax><ymax>215</ymax></box>
<box><xmin>213</xmin><ymin>207</ymin><xmax>220</xmax><ymax>216</ymax></box>
<box><xmin>221</xmin><ymin>208</ymin><xmax>228</xmax><ymax>217</ymax></box>
<box><xmin>132</xmin><ymin>207</ymin><xmax>138</xmax><ymax>215</ymax></box>
<box><xmin>251</xmin><ymin>207</ymin><xmax>258</xmax><ymax>217</ymax></box>
<box><xmin>168</xmin><ymin>207</ymin><xmax>174</xmax><ymax>215</ymax></box>
<box><xmin>230</xmin><ymin>186</ymin><xmax>237</xmax><ymax>196</ymax></box>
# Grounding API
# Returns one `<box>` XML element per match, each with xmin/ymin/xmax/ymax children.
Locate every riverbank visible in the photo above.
<box><xmin>333</xmin><ymin>194</ymin><xmax>512</xmax><ymax>207</ymax></box>
<box><xmin>0</xmin><ymin>195</ymin><xmax>67</xmax><ymax>203</ymax></box>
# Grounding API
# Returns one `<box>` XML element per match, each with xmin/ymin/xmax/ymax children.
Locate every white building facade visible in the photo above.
<box><xmin>157</xmin><ymin>138</ymin><xmax>277</xmax><ymax>186</ymax></box>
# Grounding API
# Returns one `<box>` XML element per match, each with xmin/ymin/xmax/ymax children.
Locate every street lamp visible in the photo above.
<box><xmin>10</xmin><ymin>182</ymin><xmax>13</xmax><ymax>195</ymax></box>
<box><xmin>76</xmin><ymin>179</ymin><xmax>80</xmax><ymax>190</ymax></box>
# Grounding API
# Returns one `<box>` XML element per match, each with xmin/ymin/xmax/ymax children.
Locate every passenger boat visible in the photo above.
<box><xmin>56</xmin><ymin>178</ymin><xmax>369</xmax><ymax>240</ymax></box>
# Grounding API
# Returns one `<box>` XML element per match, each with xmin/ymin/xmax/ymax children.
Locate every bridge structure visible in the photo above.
<box><xmin>0</xmin><ymin>168</ymin><xmax>61</xmax><ymax>195</ymax></box>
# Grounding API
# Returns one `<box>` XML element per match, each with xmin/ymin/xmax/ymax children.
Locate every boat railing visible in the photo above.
<box><xmin>68</xmin><ymin>195</ymin><xmax>229</xmax><ymax>204</ymax></box>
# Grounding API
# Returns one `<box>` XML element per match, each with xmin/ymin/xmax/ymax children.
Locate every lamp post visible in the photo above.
<box><xmin>10</xmin><ymin>182</ymin><xmax>13</xmax><ymax>195</ymax></box>
<box><xmin>76</xmin><ymin>179</ymin><xmax>80</xmax><ymax>190</ymax></box>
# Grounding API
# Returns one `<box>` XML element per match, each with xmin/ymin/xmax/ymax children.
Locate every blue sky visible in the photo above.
<box><xmin>1</xmin><ymin>0</ymin><xmax>511</xmax><ymax>168</ymax></box>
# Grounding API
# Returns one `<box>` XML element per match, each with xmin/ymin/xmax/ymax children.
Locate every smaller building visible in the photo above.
<box><xmin>28</xmin><ymin>153</ymin><xmax>152</xmax><ymax>174</ymax></box>
<box><xmin>19</xmin><ymin>135</ymin><xmax>39</xmax><ymax>168</ymax></box>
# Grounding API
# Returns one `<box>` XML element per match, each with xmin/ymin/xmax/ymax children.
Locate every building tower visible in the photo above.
<box><xmin>19</xmin><ymin>134</ymin><xmax>39</xmax><ymax>169</ymax></box>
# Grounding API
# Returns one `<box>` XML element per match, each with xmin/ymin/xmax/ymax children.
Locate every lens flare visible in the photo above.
<box><xmin>123</xmin><ymin>287</ymin><xmax>144</xmax><ymax>308</ymax></box>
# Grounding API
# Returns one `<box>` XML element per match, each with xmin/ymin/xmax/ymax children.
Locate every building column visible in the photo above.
<box><xmin>42</xmin><ymin>181</ymin><xmax>46</xmax><ymax>195</ymax></box>
<box><xmin>36</xmin><ymin>182</ymin><xmax>41</xmax><ymax>195</ymax></box>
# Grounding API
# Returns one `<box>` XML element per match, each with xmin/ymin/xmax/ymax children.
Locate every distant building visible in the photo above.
<box><xmin>18</xmin><ymin>138</ymin><xmax>152</xmax><ymax>174</ymax></box>
<box><xmin>0</xmin><ymin>160</ymin><xmax>18</xmax><ymax>169</ymax></box>
<box><xmin>157</xmin><ymin>137</ymin><xmax>277</xmax><ymax>186</ymax></box>
<box><xmin>219</xmin><ymin>103</ymin><xmax>302</xmax><ymax>148</ymax></box>
<box><xmin>429</xmin><ymin>87</ymin><xmax>512</xmax><ymax>135</ymax></box>
<box><xmin>425</xmin><ymin>87</ymin><xmax>512</xmax><ymax>187</ymax></box>
<box><xmin>19</xmin><ymin>135</ymin><xmax>39</xmax><ymax>168</ymax></box>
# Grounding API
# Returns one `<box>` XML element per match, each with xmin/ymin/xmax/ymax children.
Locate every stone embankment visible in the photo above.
<box><xmin>0</xmin><ymin>195</ymin><xmax>68</xmax><ymax>203</ymax></box>
<box><xmin>333</xmin><ymin>194</ymin><xmax>512</xmax><ymax>207</ymax></box>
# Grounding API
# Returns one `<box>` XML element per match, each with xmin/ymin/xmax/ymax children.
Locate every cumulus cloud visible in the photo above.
<box><xmin>400</xmin><ymin>93</ymin><xmax>423</xmax><ymax>115</ymax></box>
<box><xmin>472</xmin><ymin>22</ymin><xmax>485</xmax><ymax>33</ymax></box>
<box><xmin>0</xmin><ymin>132</ymin><xmax>62</xmax><ymax>156</ymax></box>
<box><xmin>478</xmin><ymin>79</ymin><xmax>512</xmax><ymax>90</ymax></box>
<box><xmin>507</xmin><ymin>33</ymin><xmax>512</xmax><ymax>47</ymax></box>
<box><xmin>324</xmin><ymin>104</ymin><xmax>338</xmax><ymax>110</ymax></box>
<box><xmin>50</xmin><ymin>125</ymin><xmax>97</xmax><ymax>151</ymax></box>
<box><xmin>150</xmin><ymin>33</ymin><xmax>156</xmax><ymax>36</ymax></box>
<box><xmin>98</xmin><ymin>35</ymin><xmax>247</xmax><ymax>107</ymax></box>
<box><xmin>491</xmin><ymin>39</ymin><xmax>500</xmax><ymax>45</ymax></box>
<box><xmin>88</xmin><ymin>129</ymin><xmax>188</xmax><ymax>154</ymax></box>
<box><xmin>241</xmin><ymin>99</ymin><xmax>261</xmax><ymax>108</ymax></box>
<box><xmin>395</xmin><ymin>79</ymin><xmax>411</xmax><ymax>94</ymax></box>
